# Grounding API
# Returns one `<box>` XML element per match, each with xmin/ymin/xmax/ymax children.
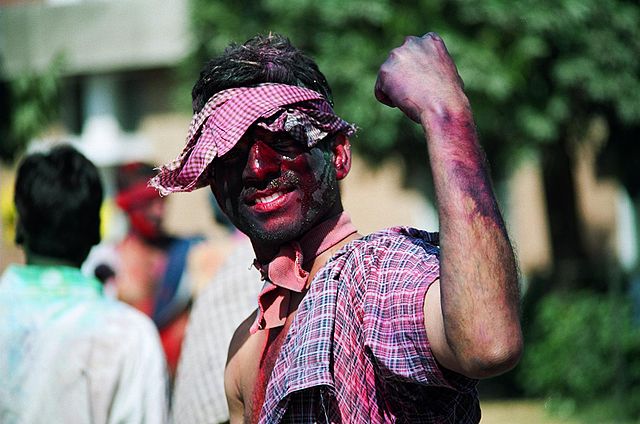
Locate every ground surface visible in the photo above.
<box><xmin>481</xmin><ymin>400</ymin><xmax>579</xmax><ymax>424</ymax></box>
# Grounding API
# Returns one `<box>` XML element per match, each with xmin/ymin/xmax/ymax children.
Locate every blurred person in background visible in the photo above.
<box><xmin>83</xmin><ymin>162</ymin><xmax>203</xmax><ymax>380</ymax></box>
<box><xmin>152</xmin><ymin>32</ymin><xmax>522</xmax><ymax>422</ymax></box>
<box><xmin>0</xmin><ymin>145</ymin><xmax>168</xmax><ymax>424</ymax></box>
<box><xmin>171</xmin><ymin>194</ymin><xmax>259</xmax><ymax>424</ymax></box>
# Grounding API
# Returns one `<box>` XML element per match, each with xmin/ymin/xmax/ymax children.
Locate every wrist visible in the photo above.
<box><xmin>420</xmin><ymin>100</ymin><xmax>474</xmax><ymax>139</ymax></box>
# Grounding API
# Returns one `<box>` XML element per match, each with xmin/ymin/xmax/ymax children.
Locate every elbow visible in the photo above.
<box><xmin>458</xmin><ymin>333</ymin><xmax>523</xmax><ymax>379</ymax></box>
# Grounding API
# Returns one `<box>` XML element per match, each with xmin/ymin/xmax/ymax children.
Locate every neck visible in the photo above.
<box><xmin>128</xmin><ymin>231</ymin><xmax>171</xmax><ymax>248</ymax></box>
<box><xmin>254</xmin><ymin>211</ymin><xmax>360</xmax><ymax>271</ymax></box>
<box><xmin>250</xmin><ymin>203</ymin><xmax>348</xmax><ymax>263</ymax></box>
<box><xmin>26</xmin><ymin>252</ymin><xmax>80</xmax><ymax>268</ymax></box>
<box><xmin>251</xmin><ymin>241</ymin><xmax>280</xmax><ymax>265</ymax></box>
<box><xmin>307</xmin><ymin>231</ymin><xmax>361</xmax><ymax>279</ymax></box>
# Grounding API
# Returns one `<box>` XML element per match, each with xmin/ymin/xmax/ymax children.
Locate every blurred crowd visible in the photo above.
<box><xmin>0</xmin><ymin>145</ymin><xmax>258</xmax><ymax>423</ymax></box>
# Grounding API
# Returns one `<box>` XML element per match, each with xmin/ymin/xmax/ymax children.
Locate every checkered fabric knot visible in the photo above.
<box><xmin>149</xmin><ymin>83</ymin><xmax>356</xmax><ymax>196</ymax></box>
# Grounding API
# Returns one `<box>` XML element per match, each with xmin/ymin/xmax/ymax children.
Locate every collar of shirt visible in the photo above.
<box><xmin>250</xmin><ymin>212</ymin><xmax>357</xmax><ymax>334</ymax></box>
<box><xmin>1</xmin><ymin>264</ymin><xmax>103</xmax><ymax>299</ymax></box>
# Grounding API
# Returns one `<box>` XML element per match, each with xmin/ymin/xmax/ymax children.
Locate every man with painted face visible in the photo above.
<box><xmin>152</xmin><ymin>33</ymin><xmax>523</xmax><ymax>423</ymax></box>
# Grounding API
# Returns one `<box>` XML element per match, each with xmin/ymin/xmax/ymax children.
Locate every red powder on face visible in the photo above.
<box><xmin>213</xmin><ymin>129</ymin><xmax>337</xmax><ymax>246</ymax></box>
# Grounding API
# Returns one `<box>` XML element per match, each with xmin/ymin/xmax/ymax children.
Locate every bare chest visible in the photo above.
<box><xmin>238</xmin><ymin>291</ymin><xmax>305</xmax><ymax>423</ymax></box>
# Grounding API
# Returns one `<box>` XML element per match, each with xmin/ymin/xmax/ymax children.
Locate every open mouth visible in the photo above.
<box><xmin>244</xmin><ymin>183</ymin><xmax>296</xmax><ymax>209</ymax></box>
<box><xmin>244</xmin><ymin>177</ymin><xmax>295</xmax><ymax>205</ymax></box>
<box><xmin>254</xmin><ymin>191</ymin><xmax>286</xmax><ymax>204</ymax></box>
<box><xmin>246</xmin><ymin>190</ymin><xmax>295</xmax><ymax>213</ymax></box>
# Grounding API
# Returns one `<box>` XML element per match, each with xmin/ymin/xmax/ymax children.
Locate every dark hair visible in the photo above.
<box><xmin>192</xmin><ymin>33</ymin><xmax>333</xmax><ymax>113</ymax></box>
<box><xmin>14</xmin><ymin>145</ymin><xmax>103</xmax><ymax>265</ymax></box>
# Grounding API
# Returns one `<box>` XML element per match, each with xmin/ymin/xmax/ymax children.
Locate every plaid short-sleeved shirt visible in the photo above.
<box><xmin>259</xmin><ymin>227</ymin><xmax>480</xmax><ymax>423</ymax></box>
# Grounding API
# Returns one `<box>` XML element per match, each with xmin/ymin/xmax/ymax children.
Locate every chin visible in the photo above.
<box><xmin>244</xmin><ymin>221</ymin><xmax>306</xmax><ymax>245</ymax></box>
<box><xmin>234</xmin><ymin>196</ymin><xmax>337</xmax><ymax>245</ymax></box>
<box><xmin>240</xmin><ymin>213</ymin><xmax>318</xmax><ymax>246</ymax></box>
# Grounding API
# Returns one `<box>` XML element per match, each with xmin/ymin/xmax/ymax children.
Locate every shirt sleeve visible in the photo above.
<box><xmin>358</xmin><ymin>228</ymin><xmax>477</xmax><ymax>393</ymax></box>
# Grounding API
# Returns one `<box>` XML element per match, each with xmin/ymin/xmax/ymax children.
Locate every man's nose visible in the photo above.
<box><xmin>242</xmin><ymin>140</ymin><xmax>281</xmax><ymax>183</ymax></box>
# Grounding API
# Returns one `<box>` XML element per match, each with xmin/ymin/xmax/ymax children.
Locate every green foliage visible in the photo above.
<box><xmin>185</xmin><ymin>0</ymin><xmax>640</xmax><ymax>184</ymax></box>
<box><xmin>0</xmin><ymin>55</ymin><xmax>65</xmax><ymax>164</ymax></box>
<box><xmin>519</xmin><ymin>292</ymin><xmax>640</xmax><ymax>422</ymax></box>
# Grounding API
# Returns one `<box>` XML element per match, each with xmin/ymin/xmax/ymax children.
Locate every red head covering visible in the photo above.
<box><xmin>115</xmin><ymin>162</ymin><xmax>165</xmax><ymax>239</ymax></box>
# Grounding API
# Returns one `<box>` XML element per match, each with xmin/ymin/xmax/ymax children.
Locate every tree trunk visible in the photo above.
<box><xmin>541</xmin><ymin>139</ymin><xmax>591</xmax><ymax>291</ymax></box>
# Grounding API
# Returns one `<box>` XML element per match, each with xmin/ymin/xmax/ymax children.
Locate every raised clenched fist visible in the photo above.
<box><xmin>374</xmin><ymin>32</ymin><xmax>470</xmax><ymax>124</ymax></box>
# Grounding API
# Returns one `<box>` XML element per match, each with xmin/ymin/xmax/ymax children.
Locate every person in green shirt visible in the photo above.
<box><xmin>0</xmin><ymin>145</ymin><xmax>168</xmax><ymax>424</ymax></box>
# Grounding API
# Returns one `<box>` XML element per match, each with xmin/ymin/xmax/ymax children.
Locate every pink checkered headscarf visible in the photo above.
<box><xmin>150</xmin><ymin>83</ymin><xmax>356</xmax><ymax>196</ymax></box>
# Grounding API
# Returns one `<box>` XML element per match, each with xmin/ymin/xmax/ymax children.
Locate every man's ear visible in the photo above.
<box><xmin>332</xmin><ymin>134</ymin><xmax>352</xmax><ymax>180</ymax></box>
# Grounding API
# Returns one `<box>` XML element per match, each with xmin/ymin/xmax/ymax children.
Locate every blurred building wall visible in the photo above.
<box><xmin>1</xmin><ymin>0</ymin><xmax>191</xmax><ymax>76</ymax></box>
<box><xmin>1</xmin><ymin>0</ymin><xmax>191</xmax><ymax>168</ymax></box>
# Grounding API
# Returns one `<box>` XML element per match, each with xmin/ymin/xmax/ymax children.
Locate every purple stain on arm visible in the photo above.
<box><xmin>450</xmin><ymin>157</ymin><xmax>504</xmax><ymax>227</ymax></box>
<box><xmin>438</xmin><ymin>118</ymin><xmax>508</xmax><ymax>231</ymax></box>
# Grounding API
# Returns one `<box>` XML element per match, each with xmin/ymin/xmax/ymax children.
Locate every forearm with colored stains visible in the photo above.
<box><xmin>422</xmin><ymin>105</ymin><xmax>523</xmax><ymax>378</ymax></box>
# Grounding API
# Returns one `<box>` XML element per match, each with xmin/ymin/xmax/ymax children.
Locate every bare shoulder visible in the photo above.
<box><xmin>227</xmin><ymin>309</ymin><xmax>258</xmax><ymax>367</ymax></box>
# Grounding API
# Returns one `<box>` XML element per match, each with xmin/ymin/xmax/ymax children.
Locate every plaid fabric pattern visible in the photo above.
<box><xmin>259</xmin><ymin>227</ymin><xmax>480</xmax><ymax>424</ymax></box>
<box><xmin>150</xmin><ymin>83</ymin><xmax>356</xmax><ymax>196</ymax></box>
